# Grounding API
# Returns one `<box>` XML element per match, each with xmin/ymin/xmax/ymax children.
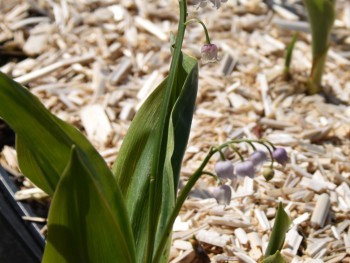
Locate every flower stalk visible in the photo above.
<box><xmin>184</xmin><ymin>17</ymin><xmax>218</xmax><ymax>63</ymax></box>
<box><xmin>147</xmin><ymin>0</ymin><xmax>187</xmax><ymax>262</ymax></box>
<box><xmin>184</xmin><ymin>18</ymin><xmax>211</xmax><ymax>44</ymax></box>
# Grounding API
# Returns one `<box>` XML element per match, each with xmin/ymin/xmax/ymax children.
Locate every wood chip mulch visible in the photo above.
<box><xmin>1</xmin><ymin>0</ymin><xmax>350</xmax><ymax>262</ymax></box>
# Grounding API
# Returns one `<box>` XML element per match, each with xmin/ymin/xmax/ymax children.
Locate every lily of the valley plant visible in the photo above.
<box><xmin>0</xmin><ymin>0</ymin><xmax>290</xmax><ymax>262</ymax></box>
<box><xmin>0</xmin><ymin>1</ymin><xmax>212</xmax><ymax>262</ymax></box>
<box><xmin>303</xmin><ymin>0</ymin><xmax>336</xmax><ymax>94</ymax></box>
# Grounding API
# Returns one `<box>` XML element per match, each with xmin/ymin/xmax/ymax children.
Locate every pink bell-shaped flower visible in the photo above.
<box><xmin>235</xmin><ymin>161</ymin><xmax>255</xmax><ymax>178</ymax></box>
<box><xmin>201</xmin><ymin>44</ymin><xmax>218</xmax><ymax>64</ymax></box>
<box><xmin>248</xmin><ymin>150</ymin><xmax>267</xmax><ymax>167</ymax></box>
<box><xmin>272</xmin><ymin>148</ymin><xmax>288</xmax><ymax>165</ymax></box>
<box><xmin>212</xmin><ymin>185</ymin><xmax>232</xmax><ymax>205</ymax></box>
<box><xmin>214</xmin><ymin>160</ymin><xmax>234</xmax><ymax>179</ymax></box>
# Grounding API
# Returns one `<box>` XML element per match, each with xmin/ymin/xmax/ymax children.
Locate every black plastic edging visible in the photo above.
<box><xmin>0</xmin><ymin>165</ymin><xmax>45</xmax><ymax>262</ymax></box>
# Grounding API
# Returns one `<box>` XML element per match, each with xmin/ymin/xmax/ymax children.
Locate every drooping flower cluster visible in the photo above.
<box><xmin>210</xmin><ymin>146</ymin><xmax>288</xmax><ymax>205</ymax></box>
<box><xmin>193</xmin><ymin>0</ymin><xmax>228</xmax><ymax>9</ymax></box>
<box><xmin>214</xmin><ymin>148</ymin><xmax>287</xmax><ymax>180</ymax></box>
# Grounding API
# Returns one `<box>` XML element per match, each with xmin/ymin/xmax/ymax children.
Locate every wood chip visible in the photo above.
<box><xmin>14</xmin><ymin>53</ymin><xmax>95</xmax><ymax>84</ymax></box>
<box><xmin>195</xmin><ymin>229</ymin><xmax>230</xmax><ymax>247</ymax></box>
<box><xmin>80</xmin><ymin>104</ymin><xmax>113</xmax><ymax>146</ymax></box>
<box><xmin>15</xmin><ymin>188</ymin><xmax>48</xmax><ymax>201</ymax></box>
<box><xmin>285</xmin><ymin>227</ymin><xmax>303</xmax><ymax>255</ymax></box>
<box><xmin>311</xmin><ymin>193</ymin><xmax>331</xmax><ymax>228</ymax></box>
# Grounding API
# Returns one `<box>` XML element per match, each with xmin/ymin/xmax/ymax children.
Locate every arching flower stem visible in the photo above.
<box><xmin>184</xmin><ymin>18</ymin><xmax>211</xmax><ymax>45</ymax></box>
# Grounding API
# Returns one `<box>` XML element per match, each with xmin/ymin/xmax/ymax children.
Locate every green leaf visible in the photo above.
<box><xmin>155</xmin><ymin>53</ymin><xmax>198</xmax><ymax>260</ymax></box>
<box><xmin>0</xmin><ymin>72</ymin><xmax>109</xmax><ymax>196</ymax></box>
<box><xmin>16</xmin><ymin>136</ymin><xmax>58</xmax><ymax>195</ymax></box>
<box><xmin>262</xmin><ymin>251</ymin><xmax>286</xmax><ymax>263</ymax></box>
<box><xmin>303</xmin><ymin>0</ymin><xmax>335</xmax><ymax>93</ymax></box>
<box><xmin>304</xmin><ymin>0</ymin><xmax>335</xmax><ymax>57</ymax></box>
<box><xmin>284</xmin><ymin>32</ymin><xmax>298</xmax><ymax>77</ymax></box>
<box><xmin>0</xmin><ymin>72</ymin><xmax>136</xmax><ymax>261</ymax></box>
<box><xmin>146</xmin><ymin>3</ymin><xmax>189</xmax><ymax>261</ymax></box>
<box><xmin>112</xmin><ymin>52</ymin><xmax>198</xmax><ymax>262</ymax></box>
<box><xmin>43</xmin><ymin>146</ymin><xmax>136</xmax><ymax>263</ymax></box>
<box><xmin>264</xmin><ymin>202</ymin><xmax>291</xmax><ymax>257</ymax></box>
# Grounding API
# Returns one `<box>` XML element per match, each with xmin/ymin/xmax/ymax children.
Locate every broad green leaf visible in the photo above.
<box><xmin>168</xmin><ymin>55</ymin><xmax>198</xmax><ymax>187</ymax></box>
<box><xmin>0</xmin><ymin>72</ymin><xmax>110</xmax><ymax>196</ymax></box>
<box><xmin>0</xmin><ymin>72</ymin><xmax>70</xmax><ymax>194</ymax></box>
<box><xmin>0</xmin><ymin>72</ymin><xmax>136</xmax><ymax>261</ymax></box>
<box><xmin>147</xmin><ymin>5</ymin><xmax>189</xmax><ymax>261</ymax></box>
<box><xmin>264</xmin><ymin>202</ymin><xmax>291</xmax><ymax>257</ymax></box>
<box><xmin>16</xmin><ymin>136</ymin><xmax>58</xmax><ymax>195</ymax></box>
<box><xmin>155</xmin><ymin>54</ymin><xmax>198</xmax><ymax>262</ymax></box>
<box><xmin>43</xmin><ymin>146</ymin><xmax>136</xmax><ymax>263</ymax></box>
<box><xmin>112</xmin><ymin>53</ymin><xmax>198</xmax><ymax>262</ymax></box>
<box><xmin>262</xmin><ymin>251</ymin><xmax>286</xmax><ymax>263</ymax></box>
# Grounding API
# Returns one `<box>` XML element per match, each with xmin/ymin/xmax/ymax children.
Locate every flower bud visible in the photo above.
<box><xmin>272</xmin><ymin>148</ymin><xmax>288</xmax><ymax>165</ymax></box>
<box><xmin>212</xmin><ymin>185</ymin><xmax>232</xmax><ymax>205</ymax></box>
<box><xmin>235</xmin><ymin>161</ymin><xmax>255</xmax><ymax>178</ymax></box>
<box><xmin>249</xmin><ymin>150</ymin><xmax>267</xmax><ymax>167</ymax></box>
<box><xmin>263</xmin><ymin>167</ymin><xmax>275</xmax><ymax>181</ymax></box>
<box><xmin>201</xmin><ymin>44</ymin><xmax>218</xmax><ymax>63</ymax></box>
<box><xmin>214</xmin><ymin>160</ymin><xmax>234</xmax><ymax>179</ymax></box>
